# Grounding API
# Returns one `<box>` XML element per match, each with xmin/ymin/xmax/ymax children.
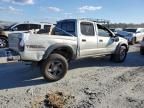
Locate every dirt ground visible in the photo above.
<box><xmin>0</xmin><ymin>44</ymin><xmax>144</xmax><ymax>108</ymax></box>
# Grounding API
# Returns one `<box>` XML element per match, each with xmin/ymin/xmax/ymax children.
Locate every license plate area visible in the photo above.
<box><xmin>0</xmin><ymin>48</ymin><xmax>20</xmax><ymax>64</ymax></box>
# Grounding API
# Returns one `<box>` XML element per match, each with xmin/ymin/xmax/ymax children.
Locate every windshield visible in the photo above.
<box><xmin>123</xmin><ymin>29</ymin><xmax>137</xmax><ymax>33</ymax></box>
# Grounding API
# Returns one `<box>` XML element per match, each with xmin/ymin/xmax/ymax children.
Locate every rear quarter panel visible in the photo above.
<box><xmin>20</xmin><ymin>34</ymin><xmax>77</xmax><ymax>61</ymax></box>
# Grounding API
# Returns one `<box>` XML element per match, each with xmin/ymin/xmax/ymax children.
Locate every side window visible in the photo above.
<box><xmin>14</xmin><ymin>24</ymin><xmax>29</xmax><ymax>31</ymax></box>
<box><xmin>44</xmin><ymin>25</ymin><xmax>51</xmax><ymax>32</ymax></box>
<box><xmin>29</xmin><ymin>24</ymin><xmax>41</xmax><ymax>30</ymax></box>
<box><xmin>80</xmin><ymin>22</ymin><xmax>94</xmax><ymax>36</ymax></box>
<box><xmin>97</xmin><ymin>24</ymin><xmax>110</xmax><ymax>37</ymax></box>
<box><xmin>44</xmin><ymin>25</ymin><xmax>51</xmax><ymax>30</ymax></box>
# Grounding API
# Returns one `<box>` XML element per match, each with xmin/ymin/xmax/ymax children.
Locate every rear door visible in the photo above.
<box><xmin>79</xmin><ymin>21</ymin><xmax>98</xmax><ymax>56</ymax></box>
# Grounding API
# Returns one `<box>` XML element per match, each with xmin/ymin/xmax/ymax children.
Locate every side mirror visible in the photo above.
<box><xmin>114</xmin><ymin>36</ymin><xmax>119</xmax><ymax>42</ymax></box>
<box><xmin>111</xmin><ymin>36</ymin><xmax>119</xmax><ymax>42</ymax></box>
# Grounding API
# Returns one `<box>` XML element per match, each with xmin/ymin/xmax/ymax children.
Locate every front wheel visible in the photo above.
<box><xmin>41</xmin><ymin>54</ymin><xmax>68</xmax><ymax>81</ymax></box>
<box><xmin>111</xmin><ymin>46</ymin><xmax>127</xmax><ymax>63</ymax></box>
<box><xmin>0</xmin><ymin>37</ymin><xmax>8</xmax><ymax>48</ymax></box>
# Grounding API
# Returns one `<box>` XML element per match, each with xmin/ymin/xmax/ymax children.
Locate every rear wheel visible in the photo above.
<box><xmin>0</xmin><ymin>37</ymin><xmax>8</xmax><ymax>48</ymax></box>
<box><xmin>111</xmin><ymin>46</ymin><xmax>127</xmax><ymax>63</ymax></box>
<box><xmin>41</xmin><ymin>54</ymin><xmax>68</xmax><ymax>81</ymax></box>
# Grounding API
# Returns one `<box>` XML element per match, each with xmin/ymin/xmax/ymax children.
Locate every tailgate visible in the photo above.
<box><xmin>8</xmin><ymin>32</ymin><xmax>23</xmax><ymax>51</ymax></box>
<box><xmin>8</xmin><ymin>32</ymin><xmax>29</xmax><ymax>51</ymax></box>
<box><xmin>0</xmin><ymin>48</ymin><xmax>20</xmax><ymax>64</ymax></box>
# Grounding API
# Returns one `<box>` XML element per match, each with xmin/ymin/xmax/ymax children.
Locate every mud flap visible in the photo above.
<box><xmin>0</xmin><ymin>48</ymin><xmax>20</xmax><ymax>64</ymax></box>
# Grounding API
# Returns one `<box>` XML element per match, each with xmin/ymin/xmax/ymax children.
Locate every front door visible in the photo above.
<box><xmin>96</xmin><ymin>24</ymin><xmax>116</xmax><ymax>54</ymax></box>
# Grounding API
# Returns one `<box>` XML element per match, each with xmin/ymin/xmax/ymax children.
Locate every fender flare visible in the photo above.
<box><xmin>114</xmin><ymin>43</ymin><xmax>129</xmax><ymax>54</ymax></box>
<box><xmin>0</xmin><ymin>35</ymin><xmax>8</xmax><ymax>39</ymax></box>
<box><xmin>42</xmin><ymin>44</ymin><xmax>76</xmax><ymax>60</ymax></box>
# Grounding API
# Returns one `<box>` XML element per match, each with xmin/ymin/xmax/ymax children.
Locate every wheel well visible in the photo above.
<box><xmin>121</xmin><ymin>44</ymin><xmax>128</xmax><ymax>52</ymax></box>
<box><xmin>0</xmin><ymin>35</ymin><xmax>8</xmax><ymax>39</ymax></box>
<box><xmin>51</xmin><ymin>47</ymin><xmax>73</xmax><ymax>61</ymax></box>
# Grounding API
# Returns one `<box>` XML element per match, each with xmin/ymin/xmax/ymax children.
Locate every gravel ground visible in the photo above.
<box><xmin>0</xmin><ymin>44</ymin><xmax>144</xmax><ymax>108</ymax></box>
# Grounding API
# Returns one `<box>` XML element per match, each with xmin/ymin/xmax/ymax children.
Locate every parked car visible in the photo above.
<box><xmin>0</xmin><ymin>22</ymin><xmax>53</xmax><ymax>48</ymax></box>
<box><xmin>140</xmin><ymin>37</ymin><xmax>144</xmax><ymax>55</ymax></box>
<box><xmin>0</xmin><ymin>18</ymin><xmax>129</xmax><ymax>81</ymax></box>
<box><xmin>110</xmin><ymin>28</ymin><xmax>123</xmax><ymax>34</ymax></box>
<box><xmin>117</xmin><ymin>28</ymin><xmax>144</xmax><ymax>45</ymax></box>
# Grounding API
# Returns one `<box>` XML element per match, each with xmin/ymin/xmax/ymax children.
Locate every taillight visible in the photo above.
<box><xmin>18</xmin><ymin>38</ymin><xmax>25</xmax><ymax>51</ymax></box>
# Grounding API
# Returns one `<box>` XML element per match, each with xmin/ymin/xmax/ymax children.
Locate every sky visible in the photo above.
<box><xmin>0</xmin><ymin>0</ymin><xmax>144</xmax><ymax>24</ymax></box>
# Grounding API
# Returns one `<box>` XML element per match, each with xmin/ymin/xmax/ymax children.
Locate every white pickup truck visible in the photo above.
<box><xmin>0</xmin><ymin>22</ymin><xmax>53</xmax><ymax>48</ymax></box>
<box><xmin>0</xmin><ymin>19</ymin><xmax>129</xmax><ymax>81</ymax></box>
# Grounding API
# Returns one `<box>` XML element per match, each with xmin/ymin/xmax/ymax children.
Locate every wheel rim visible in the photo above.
<box><xmin>46</xmin><ymin>60</ymin><xmax>64</xmax><ymax>78</ymax></box>
<box><xmin>0</xmin><ymin>38</ymin><xmax>7</xmax><ymax>48</ymax></box>
<box><xmin>120</xmin><ymin>48</ymin><xmax>126</xmax><ymax>60</ymax></box>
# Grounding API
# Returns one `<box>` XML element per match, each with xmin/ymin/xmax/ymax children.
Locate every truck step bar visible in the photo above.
<box><xmin>0</xmin><ymin>48</ymin><xmax>20</xmax><ymax>64</ymax></box>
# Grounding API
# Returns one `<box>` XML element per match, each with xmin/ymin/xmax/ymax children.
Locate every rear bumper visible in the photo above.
<box><xmin>0</xmin><ymin>48</ymin><xmax>20</xmax><ymax>64</ymax></box>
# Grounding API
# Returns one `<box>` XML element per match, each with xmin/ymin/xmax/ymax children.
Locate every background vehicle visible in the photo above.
<box><xmin>140</xmin><ymin>37</ymin><xmax>144</xmax><ymax>55</ymax></box>
<box><xmin>1</xmin><ymin>19</ymin><xmax>129</xmax><ymax>81</ymax></box>
<box><xmin>0</xmin><ymin>22</ymin><xmax>53</xmax><ymax>48</ymax></box>
<box><xmin>117</xmin><ymin>28</ymin><xmax>144</xmax><ymax>44</ymax></box>
<box><xmin>110</xmin><ymin>28</ymin><xmax>123</xmax><ymax>34</ymax></box>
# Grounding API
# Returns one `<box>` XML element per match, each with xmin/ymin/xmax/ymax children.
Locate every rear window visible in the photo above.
<box><xmin>55</xmin><ymin>21</ymin><xmax>75</xmax><ymax>36</ymax></box>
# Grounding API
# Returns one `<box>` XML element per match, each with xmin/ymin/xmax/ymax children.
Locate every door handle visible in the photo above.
<box><xmin>99</xmin><ymin>39</ymin><xmax>103</xmax><ymax>42</ymax></box>
<box><xmin>82</xmin><ymin>39</ymin><xmax>86</xmax><ymax>42</ymax></box>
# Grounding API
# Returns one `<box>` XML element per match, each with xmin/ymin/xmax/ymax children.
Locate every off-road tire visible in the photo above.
<box><xmin>0</xmin><ymin>36</ymin><xmax>8</xmax><ymax>48</ymax></box>
<box><xmin>111</xmin><ymin>46</ymin><xmax>127</xmax><ymax>63</ymax></box>
<box><xmin>41</xmin><ymin>54</ymin><xmax>68</xmax><ymax>81</ymax></box>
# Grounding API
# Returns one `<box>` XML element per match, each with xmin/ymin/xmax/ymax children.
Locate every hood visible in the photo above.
<box><xmin>117</xmin><ymin>31</ymin><xmax>133</xmax><ymax>37</ymax></box>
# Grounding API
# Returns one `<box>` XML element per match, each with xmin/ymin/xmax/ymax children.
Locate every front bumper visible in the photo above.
<box><xmin>0</xmin><ymin>48</ymin><xmax>20</xmax><ymax>64</ymax></box>
<box><xmin>124</xmin><ymin>37</ymin><xmax>133</xmax><ymax>43</ymax></box>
